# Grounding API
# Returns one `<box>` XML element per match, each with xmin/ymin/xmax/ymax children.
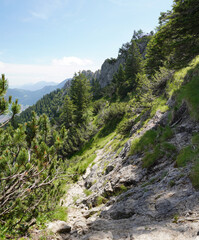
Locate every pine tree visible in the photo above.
<box><xmin>61</xmin><ymin>95</ymin><xmax>75</xmax><ymax>129</ymax></box>
<box><xmin>125</xmin><ymin>40</ymin><xmax>143</xmax><ymax>90</ymax></box>
<box><xmin>0</xmin><ymin>74</ymin><xmax>20</xmax><ymax>127</ymax></box>
<box><xmin>70</xmin><ymin>73</ymin><xmax>91</xmax><ymax>124</ymax></box>
<box><xmin>38</xmin><ymin>113</ymin><xmax>51</xmax><ymax>144</ymax></box>
<box><xmin>145</xmin><ymin>0</ymin><xmax>199</xmax><ymax>74</ymax></box>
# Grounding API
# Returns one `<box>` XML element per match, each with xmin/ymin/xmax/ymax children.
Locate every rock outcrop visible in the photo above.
<box><xmin>81</xmin><ymin>56</ymin><xmax>125</xmax><ymax>88</ymax></box>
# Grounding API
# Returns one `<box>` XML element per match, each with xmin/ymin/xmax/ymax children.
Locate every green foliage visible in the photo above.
<box><xmin>71</xmin><ymin>154</ymin><xmax>97</xmax><ymax>178</ymax></box>
<box><xmin>190</xmin><ymin>160</ymin><xmax>199</xmax><ymax>189</ymax></box>
<box><xmin>114</xmin><ymin>184</ymin><xmax>128</xmax><ymax>196</ymax></box>
<box><xmin>135</xmin><ymin>73</ymin><xmax>154</xmax><ymax>108</ymax></box>
<box><xmin>70</xmin><ymin>73</ymin><xmax>91</xmax><ymax>124</ymax></box>
<box><xmin>169</xmin><ymin>180</ymin><xmax>175</xmax><ymax>187</ymax></box>
<box><xmin>0</xmin><ymin>108</ymin><xmax>64</xmax><ymax>236</ymax></box>
<box><xmin>129</xmin><ymin>130</ymin><xmax>157</xmax><ymax>155</ymax></box>
<box><xmin>176</xmin><ymin>74</ymin><xmax>199</xmax><ymax>120</ymax></box>
<box><xmin>50</xmin><ymin>206</ymin><xmax>68</xmax><ymax>222</ymax></box>
<box><xmin>60</xmin><ymin>95</ymin><xmax>75</xmax><ymax>129</ymax></box>
<box><xmin>159</xmin><ymin>126</ymin><xmax>173</xmax><ymax>142</ymax></box>
<box><xmin>97</xmin><ymin>102</ymin><xmax>126</xmax><ymax>127</ymax></box>
<box><xmin>142</xmin><ymin>142</ymin><xmax>177</xmax><ymax>168</ymax></box>
<box><xmin>125</xmin><ymin>40</ymin><xmax>143</xmax><ymax>84</ymax></box>
<box><xmin>91</xmin><ymin>78</ymin><xmax>102</xmax><ymax>100</ymax></box>
<box><xmin>83</xmin><ymin>189</ymin><xmax>92</xmax><ymax>196</ymax></box>
<box><xmin>142</xmin><ymin>146</ymin><xmax>163</xmax><ymax>168</ymax></box>
<box><xmin>117</xmin><ymin>118</ymin><xmax>134</xmax><ymax>135</ymax></box>
<box><xmin>186</xmin><ymin>134</ymin><xmax>199</xmax><ymax>188</ymax></box>
<box><xmin>107</xmin><ymin>58</ymin><xmax>117</xmax><ymax>64</ymax></box>
<box><xmin>176</xmin><ymin>146</ymin><xmax>194</xmax><ymax>167</ymax></box>
<box><xmin>192</xmin><ymin>133</ymin><xmax>199</xmax><ymax>147</ymax></box>
<box><xmin>16</xmin><ymin>88</ymin><xmax>63</xmax><ymax>124</ymax></box>
<box><xmin>95</xmin><ymin>196</ymin><xmax>107</xmax><ymax>206</ymax></box>
<box><xmin>0</xmin><ymin>74</ymin><xmax>21</xmax><ymax>126</ymax></box>
<box><xmin>92</xmin><ymin>99</ymin><xmax>107</xmax><ymax>116</ymax></box>
<box><xmin>145</xmin><ymin>0</ymin><xmax>199</xmax><ymax>75</ymax></box>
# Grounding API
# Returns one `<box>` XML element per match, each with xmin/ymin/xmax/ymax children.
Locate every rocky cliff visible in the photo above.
<box><xmin>81</xmin><ymin>56</ymin><xmax>125</xmax><ymax>88</ymax></box>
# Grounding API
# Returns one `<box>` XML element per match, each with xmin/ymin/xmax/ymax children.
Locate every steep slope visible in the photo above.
<box><xmin>31</xmin><ymin>57</ymin><xmax>199</xmax><ymax>240</ymax></box>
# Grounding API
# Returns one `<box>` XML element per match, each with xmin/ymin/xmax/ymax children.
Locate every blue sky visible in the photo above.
<box><xmin>0</xmin><ymin>0</ymin><xmax>173</xmax><ymax>87</ymax></box>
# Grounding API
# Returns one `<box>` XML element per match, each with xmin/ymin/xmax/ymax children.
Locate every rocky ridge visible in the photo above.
<box><xmin>81</xmin><ymin>39</ymin><xmax>148</xmax><ymax>88</ymax></box>
<box><xmin>46</xmin><ymin>100</ymin><xmax>199</xmax><ymax>240</ymax></box>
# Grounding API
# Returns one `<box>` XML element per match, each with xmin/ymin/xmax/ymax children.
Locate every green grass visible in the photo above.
<box><xmin>159</xmin><ymin>126</ymin><xmax>173</xmax><ymax>142</ymax></box>
<box><xmin>192</xmin><ymin>133</ymin><xmax>199</xmax><ymax>146</ymax></box>
<box><xmin>176</xmin><ymin>146</ymin><xmax>194</xmax><ymax>167</ymax></box>
<box><xmin>166</xmin><ymin>56</ymin><xmax>199</xmax><ymax>98</ymax></box>
<box><xmin>114</xmin><ymin>184</ymin><xmax>128</xmax><ymax>195</ymax></box>
<box><xmin>70</xmin><ymin>153</ymin><xmax>96</xmax><ymax>180</ymax></box>
<box><xmin>95</xmin><ymin>196</ymin><xmax>108</xmax><ymax>206</ymax></box>
<box><xmin>50</xmin><ymin>206</ymin><xmax>68</xmax><ymax>222</ymax></box>
<box><xmin>83</xmin><ymin>189</ymin><xmax>92</xmax><ymax>196</ymax></box>
<box><xmin>35</xmin><ymin>206</ymin><xmax>68</xmax><ymax>230</ymax></box>
<box><xmin>129</xmin><ymin>129</ymin><xmax>157</xmax><ymax>155</ymax></box>
<box><xmin>142</xmin><ymin>142</ymin><xmax>177</xmax><ymax>169</ymax></box>
<box><xmin>177</xmin><ymin>75</ymin><xmax>199</xmax><ymax>120</ymax></box>
<box><xmin>150</xmin><ymin>96</ymin><xmax>169</xmax><ymax>117</ymax></box>
<box><xmin>174</xmin><ymin>133</ymin><xmax>199</xmax><ymax>188</ymax></box>
<box><xmin>166</xmin><ymin>56</ymin><xmax>199</xmax><ymax>120</ymax></box>
<box><xmin>190</xmin><ymin>160</ymin><xmax>199</xmax><ymax>189</ymax></box>
<box><xmin>142</xmin><ymin>146</ymin><xmax>163</xmax><ymax>168</ymax></box>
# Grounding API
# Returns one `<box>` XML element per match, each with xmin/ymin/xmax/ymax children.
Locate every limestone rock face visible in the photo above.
<box><xmin>96</xmin><ymin>57</ymin><xmax>125</xmax><ymax>88</ymax></box>
<box><xmin>81</xmin><ymin>56</ymin><xmax>125</xmax><ymax>88</ymax></box>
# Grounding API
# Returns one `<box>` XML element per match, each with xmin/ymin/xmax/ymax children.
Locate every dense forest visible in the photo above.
<box><xmin>1</xmin><ymin>0</ymin><xmax>199</xmax><ymax>238</ymax></box>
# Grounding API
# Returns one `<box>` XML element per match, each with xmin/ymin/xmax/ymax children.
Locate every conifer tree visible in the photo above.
<box><xmin>70</xmin><ymin>73</ymin><xmax>91</xmax><ymax>124</ymax></box>
<box><xmin>38</xmin><ymin>113</ymin><xmax>51</xmax><ymax>144</ymax></box>
<box><xmin>145</xmin><ymin>0</ymin><xmax>199</xmax><ymax>74</ymax></box>
<box><xmin>0</xmin><ymin>74</ymin><xmax>20</xmax><ymax>127</ymax></box>
<box><xmin>61</xmin><ymin>95</ymin><xmax>75</xmax><ymax>129</ymax></box>
<box><xmin>125</xmin><ymin>40</ymin><xmax>143</xmax><ymax>90</ymax></box>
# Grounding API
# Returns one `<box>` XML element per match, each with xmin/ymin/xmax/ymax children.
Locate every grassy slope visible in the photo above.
<box><xmin>68</xmin><ymin>55</ymin><xmax>199</xmax><ymax>191</ymax></box>
<box><xmin>30</xmin><ymin>56</ymin><xmax>199</xmax><ymax>235</ymax></box>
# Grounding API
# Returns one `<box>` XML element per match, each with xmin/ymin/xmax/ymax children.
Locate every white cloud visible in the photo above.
<box><xmin>0</xmin><ymin>57</ymin><xmax>99</xmax><ymax>87</ymax></box>
<box><xmin>52</xmin><ymin>57</ymin><xmax>93</xmax><ymax>66</ymax></box>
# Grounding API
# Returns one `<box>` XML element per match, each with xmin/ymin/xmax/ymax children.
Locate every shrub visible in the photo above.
<box><xmin>97</xmin><ymin>102</ymin><xmax>126</xmax><ymax>126</ymax></box>
<box><xmin>92</xmin><ymin>99</ymin><xmax>107</xmax><ymax>116</ymax></box>
<box><xmin>117</xmin><ymin>119</ymin><xmax>134</xmax><ymax>135</ymax></box>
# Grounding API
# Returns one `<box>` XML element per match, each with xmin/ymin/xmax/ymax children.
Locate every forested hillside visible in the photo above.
<box><xmin>1</xmin><ymin>0</ymin><xmax>199</xmax><ymax>239</ymax></box>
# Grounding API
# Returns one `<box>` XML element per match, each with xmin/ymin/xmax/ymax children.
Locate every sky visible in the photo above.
<box><xmin>0</xmin><ymin>0</ymin><xmax>173</xmax><ymax>87</ymax></box>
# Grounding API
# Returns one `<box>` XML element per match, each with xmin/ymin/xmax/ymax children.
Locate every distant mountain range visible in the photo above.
<box><xmin>7</xmin><ymin>79</ymin><xmax>70</xmax><ymax>107</ymax></box>
<box><xmin>10</xmin><ymin>81</ymin><xmax>58</xmax><ymax>91</ymax></box>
